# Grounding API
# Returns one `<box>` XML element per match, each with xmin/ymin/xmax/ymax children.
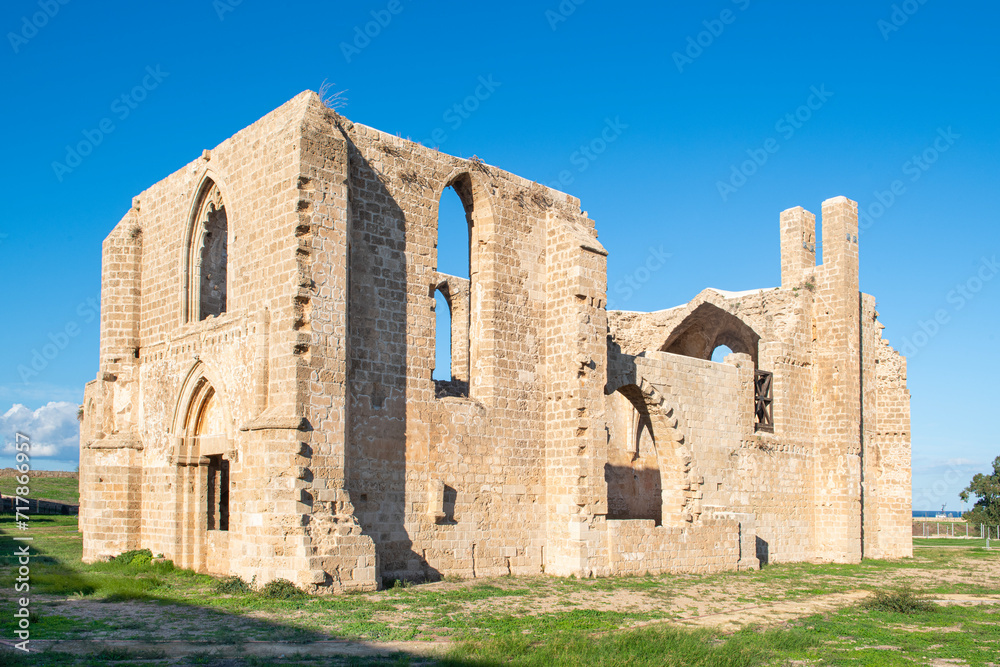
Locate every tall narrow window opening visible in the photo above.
<box><xmin>754</xmin><ymin>370</ymin><xmax>774</xmax><ymax>433</ymax></box>
<box><xmin>433</xmin><ymin>289</ymin><xmax>452</xmax><ymax>382</ymax></box>
<box><xmin>434</xmin><ymin>183</ymin><xmax>472</xmax><ymax>398</ymax></box>
<box><xmin>436</xmin><ymin>184</ymin><xmax>470</xmax><ymax>280</ymax></box>
<box><xmin>185</xmin><ymin>180</ymin><xmax>229</xmax><ymax>322</ymax></box>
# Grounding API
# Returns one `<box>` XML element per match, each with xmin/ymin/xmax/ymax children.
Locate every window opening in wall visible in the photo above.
<box><xmin>199</xmin><ymin>200</ymin><xmax>228</xmax><ymax>320</ymax></box>
<box><xmin>433</xmin><ymin>289</ymin><xmax>452</xmax><ymax>381</ymax></box>
<box><xmin>710</xmin><ymin>344</ymin><xmax>734</xmax><ymax>363</ymax></box>
<box><xmin>661</xmin><ymin>302</ymin><xmax>760</xmax><ymax>366</ymax></box>
<box><xmin>437</xmin><ymin>185</ymin><xmax>469</xmax><ymax>280</ymax></box>
<box><xmin>754</xmin><ymin>370</ymin><xmax>774</xmax><ymax>433</ymax></box>
<box><xmin>185</xmin><ymin>180</ymin><xmax>229</xmax><ymax>323</ymax></box>
<box><xmin>434</xmin><ymin>182</ymin><xmax>472</xmax><ymax>399</ymax></box>
<box><xmin>605</xmin><ymin>387</ymin><xmax>663</xmax><ymax>525</ymax></box>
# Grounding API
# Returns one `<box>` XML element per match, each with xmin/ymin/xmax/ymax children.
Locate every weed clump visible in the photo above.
<box><xmin>863</xmin><ymin>586</ymin><xmax>937</xmax><ymax>614</ymax></box>
<box><xmin>382</xmin><ymin>576</ymin><xmax>415</xmax><ymax>590</ymax></box>
<box><xmin>257</xmin><ymin>578</ymin><xmax>305</xmax><ymax>600</ymax></box>
<box><xmin>214</xmin><ymin>575</ymin><xmax>254</xmax><ymax>595</ymax></box>
<box><xmin>113</xmin><ymin>549</ymin><xmax>153</xmax><ymax>567</ymax></box>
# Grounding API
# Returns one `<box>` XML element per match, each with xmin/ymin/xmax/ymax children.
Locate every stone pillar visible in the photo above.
<box><xmin>291</xmin><ymin>97</ymin><xmax>377</xmax><ymax>591</ymax></box>
<box><xmin>724</xmin><ymin>351</ymin><xmax>755</xmax><ymax>435</ymax></box>
<box><xmin>80</xmin><ymin>440</ymin><xmax>142</xmax><ymax>562</ymax></box>
<box><xmin>446</xmin><ymin>275</ymin><xmax>471</xmax><ymax>385</ymax></box>
<box><xmin>80</xmin><ymin>207</ymin><xmax>143</xmax><ymax>561</ymax></box>
<box><xmin>543</xmin><ymin>212</ymin><xmax>610</xmax><ymax>577</ymax></box>
<box><xmin>780</xmin><ymin>206</ymin><xmax>817</xmax><ymax>287</ymax></box>
<box><xmin>811</xmin><ymin>196</ymin><xmax>862</xmax><ymax>563</ymax></box>
<box><xmin>860</xmin><ymin>294</ymin><xmax>880</xmax><ymax>558</ymax></box>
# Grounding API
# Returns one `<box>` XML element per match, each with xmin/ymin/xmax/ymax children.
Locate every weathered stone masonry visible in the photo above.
<box><xmin>80</xmin><ymin>91</ymin><xmax>912</xmax><ymax>591</ymax></box>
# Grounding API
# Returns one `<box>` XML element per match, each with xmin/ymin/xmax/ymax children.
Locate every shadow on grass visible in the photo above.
<box><xmin>5</xmin><ymin>518</ymin><xmax>804</xmax><ymax>666</ymax></box>
<box><xmin>0</xmin><ymin>516</ymin><xmax>459</xmax><ymax>666</ymax></box>
<box><xmin>10</xmin><ymin>517</ymin><xmax>983</xmax><ymax>666</ymax></box>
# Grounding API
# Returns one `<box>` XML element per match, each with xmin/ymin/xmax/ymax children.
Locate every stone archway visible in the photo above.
<box><xmin>661</xmin><ymin>301</ymin><xmax>761</xmax><ymax>366</ymax></box>
<box><xmin>605</xmin><ymin>388</ymin><xmax>662</xmax><ymax>523</ymax></box>
<box><xmin>170</xmin><ymin>363</ymin><xmax>233</xmax><ymax>573</ymax></box>
<box><xmin>605</xmin><ymin>379</ymin><xmax>696</xmax><ymax>528</ymax></box>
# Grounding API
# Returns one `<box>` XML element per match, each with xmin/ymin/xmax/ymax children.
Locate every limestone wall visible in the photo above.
<box><xmin>81</xmin><ymin>91</ymin><xmax>912</xmax><ymax>588</ymax></box>
<box><xmin>80</xmin><ymin>93</ymin><xmax>375</xmax><ymax>588</ymax></box>
<box><xmin>870</xmin><ymin>307</ymin><xmax>913</xmax><ymax>558</ymax></box>
<box><xmin>330</xmin><ymin>112</ymin><xmax>600</xmax><ymax>580</ymax></box>
<box><xmin>614</xmin><ymin>350</ymin><xmax>812</xmax><ymax>564</ymax></box>
<box><xmin>606</xmin><ymin>517</ymin><xmax>742</xmax><ymax>575</ymax></box>
<box><xmin>606</xmin><ymin>196</ymin><xmax>911</xmax><ymax>567</ymax></box>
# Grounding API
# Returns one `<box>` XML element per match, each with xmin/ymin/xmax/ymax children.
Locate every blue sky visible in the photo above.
<box><xmin>0</xmin><ymin>1</ymin><xmax>997</xmax><ymax>511</ymax></box>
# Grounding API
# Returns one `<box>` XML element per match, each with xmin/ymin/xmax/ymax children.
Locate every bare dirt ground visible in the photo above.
<box><xmin>11</xmin><ymin>546</ymin><xmax>999</xmax><ymax>663</ymax></box>
<box><xmin>2</xmin><ymin>515</ymin><xmax>998</xmax><ymax>667</ymax></box>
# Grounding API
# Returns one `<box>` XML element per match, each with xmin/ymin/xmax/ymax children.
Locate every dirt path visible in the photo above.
<box><xmin>21</xmin><ymin>592</ymin><xmax>1000</xmax><ymax>661</ymax></box>
<box><xmin>672</xmin><ymin>590</ymin><xmax>871</xmax><ymax>630</ymax></box>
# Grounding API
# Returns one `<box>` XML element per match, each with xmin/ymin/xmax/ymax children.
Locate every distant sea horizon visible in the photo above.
<box><xmin>912</xmin><ymin>510</ymin><xmax>964</xmax><ymax>518</ymax></box>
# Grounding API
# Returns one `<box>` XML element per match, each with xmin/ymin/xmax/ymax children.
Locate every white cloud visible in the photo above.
<box><xmin>912</xmin><ymin>457</ymin><xmax>984</xmax><ymax>475</ymax></box>
<box><xmin>1</xmin><ymin>402</ymin><xmax>80</xmax><ymax>463</ymax></box>
<box><xmin>946</xmin><ymin>457</ymin><xmax>980</xmax><ymax>467</ymax></box>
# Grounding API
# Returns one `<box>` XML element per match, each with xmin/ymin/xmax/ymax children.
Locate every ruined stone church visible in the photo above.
<box><xmin>79</xmin><ymin>91</ymin><xmax>912</xmax><ymax>592</ymax></box>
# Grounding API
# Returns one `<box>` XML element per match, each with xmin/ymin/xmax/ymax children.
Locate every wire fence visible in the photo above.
<box><xmin>0</xmin><ymin>497</ymin><xmax>79</xmax><ymax>515</ymax></box>
<box><xmin>912</xmin><ymin>520</ymin><xmax>999</xmax><ymax>540</ymax></box>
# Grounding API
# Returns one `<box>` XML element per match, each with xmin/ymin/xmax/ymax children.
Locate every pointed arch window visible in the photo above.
<box><xmin>434</xmin><ymin>181</ymin><xmax>473</xmax><ymax>397</ymax></box>
<box><xmin>184</xmin><ymin>179</ymin><xmax>228</xmax><ymax>322</ymax></box>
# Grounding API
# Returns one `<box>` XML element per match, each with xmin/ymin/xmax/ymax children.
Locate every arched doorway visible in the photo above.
<box><xmin>171</xmin><ymin>364</ymin><xmax>233</xmax><ymax>573</ymax></box>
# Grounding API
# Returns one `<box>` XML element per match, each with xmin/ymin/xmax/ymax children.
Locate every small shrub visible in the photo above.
<box><xmin>215</xmin><ymin>575</ymin><xmax>253</xmax><ymax>595</ymax></box>
<box><xmin>93</xmin><ymin>648</ymin><xmax>134</xmax><ymax>662</ymax></box>
<box><xmin>381</xmin><ymin>577</ymin><xmax>413</xmax><ymax>590</ymax></box>
<box><xmin>257</xmin><ymin>578</ymin><xmax>305</xmax><ymax>600</ymax></box>
<box><xmin>113</xmin><ymin>548</ymin><xmax>153</xmax><ymax>567</ymax></box>
<box><xmin>318</xmin><ymin>79</ymin><xmax>348</xmax><ymax>111</ymax></box>
<box><xmin>863</xmin><ymin>586</ymin><xmax>937</xmax><ymax>614</ymax></box>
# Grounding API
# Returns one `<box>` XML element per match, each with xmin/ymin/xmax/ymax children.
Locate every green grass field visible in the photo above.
<box><xmin>0</xmin><ymin>476</ymin><xmax>79</xmax><ymax>504</ymax></box>
<box><xmin>1</xmin><ymin>516</ymin><xmax>998</xmax><ymax>666</ymax></box>
<box><xmin>914</xmin><ymin>537</ymin><xmax>994</xmax><ymax>548</ymax></box>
